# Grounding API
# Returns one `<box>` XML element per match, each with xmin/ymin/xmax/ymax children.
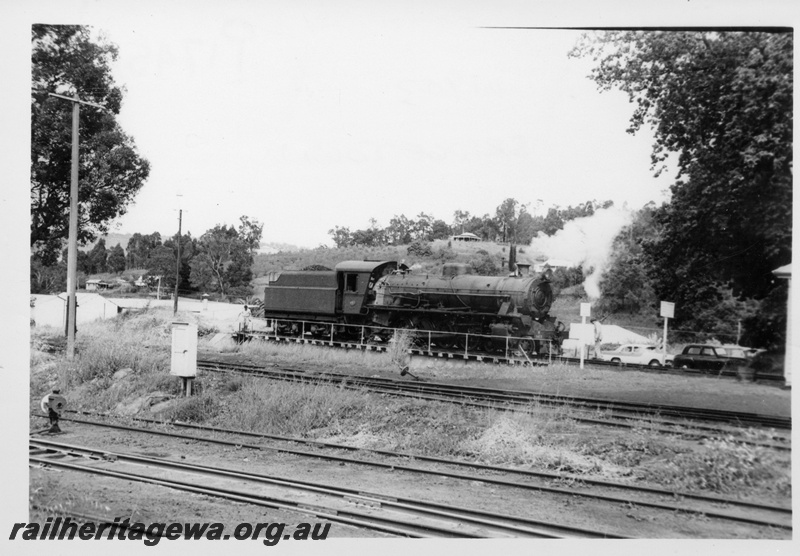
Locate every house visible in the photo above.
<box><xmin>85</xmin><ymin>279</ymin><xmax>112</xmax><ymax>291</ymax></box>
<box><xmin>533</xmin><ymin>258</ymin><xmax>575</xmax><ymax>272</ymax></box>
<box><xmin>452</xmin><ymin>232</ymin><xmax>480</xmax><ymax>242</ymax></box>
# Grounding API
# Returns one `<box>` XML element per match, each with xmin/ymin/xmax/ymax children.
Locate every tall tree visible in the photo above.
<box><xmin>106</xmin><ymin>243</ymin><xmax>126</xmax><ymax>273</ymax></box>
<box><xmin>125</xmin><ymin>232</ymin><xmax>162</xmax><ymax>269</ymax></box>
<box><xmin>31</xmin><ymin>25</ymin><xmax>150</xmax><ymax>263</ymax></box>
<box><xmin>87</xmin><ymin>238</ymin><xmax>107</xmax><ymax>274</ymax></box>
<box><xmin>495</xmin><ymin>198</ymin><xmax>522</xmax><ymax>243</ymax></box>
<box><xmin>189</xmin><ymin>217</ymin><xmax>263</xmax><ymax>296</ymax></box>
<box><xmin>572</xmin><ymin>31</ymin><xmax>792</xmax><ymax>341</ymax></box>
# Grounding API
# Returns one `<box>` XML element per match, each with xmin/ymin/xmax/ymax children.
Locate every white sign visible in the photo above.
<box><xmin>170</xmin><ymin>322</ymin><xmax>198</xmax><ymax>377</ymax></box>
<box><xmin>579</xmin><ymin>303</ymin><xmax>592</xmax><ymax>318</ymax></box>
<box><xmin>569</xmin><ymin>323</ymin><xmax>594</xmax><ymax>345</ymax></box>
<box><xmin>660</xmin><ymin>301</ymin><xmax>675</xmax><ymax>319</ymax></box>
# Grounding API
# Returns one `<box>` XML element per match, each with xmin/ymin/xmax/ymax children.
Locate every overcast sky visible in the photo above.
<box><xmin>10</xmin><ymin>1</ymin><xmax>794</xmax><ymax>250</ymax></box>
<box><xmin>99</xmin><ymin>7</ymin><xmax>676</xmax><ymax>247</ymax></box>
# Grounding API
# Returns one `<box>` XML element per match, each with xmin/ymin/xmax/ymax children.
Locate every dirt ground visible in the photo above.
<box><xmin>29</xmin><ymin>416</ymin><xmax>789</xmax><ymax>541</ymax></box>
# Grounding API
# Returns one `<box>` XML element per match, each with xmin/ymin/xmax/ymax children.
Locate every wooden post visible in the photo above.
<box><xmin>65</xmin><ymin>101</ymin><xmax>80</xmax><ymax>359</ymax></box>
<box><xmin>173</xmin><ymin>209</ymin><xmax>182</xmax><ymax>315</ymax></box>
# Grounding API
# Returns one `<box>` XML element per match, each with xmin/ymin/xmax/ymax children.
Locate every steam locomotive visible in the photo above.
<box><xmin>260</xmin><ymin>260</ymin><xmax>564</xmax><ymax>354</ymax></box>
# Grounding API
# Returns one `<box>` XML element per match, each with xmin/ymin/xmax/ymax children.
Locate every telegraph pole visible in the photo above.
<box><xmin>49</xmin><ymin>93</ymin><xmax>106</xmax><ymax>360</ymax></box>
<box><xmin>173</xmin><ymin>208</ymin><xmax>182</xmax><ymax>315</ymax></box>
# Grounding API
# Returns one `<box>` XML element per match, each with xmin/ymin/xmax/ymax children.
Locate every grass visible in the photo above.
<box><xmin>29</xmin><ymin>308</ymin><xmax>791</xmax><ymax>499</ymax></box>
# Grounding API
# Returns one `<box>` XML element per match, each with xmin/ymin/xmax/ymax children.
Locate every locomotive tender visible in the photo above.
<box><xmin>262</xmin><ymin>260</ymin><xmax>563</xmax><ymax>354</ymax></box>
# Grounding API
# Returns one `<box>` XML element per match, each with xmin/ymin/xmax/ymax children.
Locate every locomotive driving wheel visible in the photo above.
<box><xmin>517</xmin><ymin>337</ymin><xmax>535</xmax><ymax>355</ymax></box>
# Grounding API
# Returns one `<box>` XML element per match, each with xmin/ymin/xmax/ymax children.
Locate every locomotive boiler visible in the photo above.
<box><xmin>262</xmin><ymin>260</ymin><xmax>563</xmax><ymax>354</ymax></box>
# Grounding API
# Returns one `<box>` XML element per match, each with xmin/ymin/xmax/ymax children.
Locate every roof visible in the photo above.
<box><xmin>55</xmin><ymin>292</ymin><xmax>120</xmax><ymax>306</ymax></box>
<box><xmin>334</xmin><ymin>260</ymin><xmax>397</xmax><ymax>273</ymax></box>
<box><xmin>595</xmin><ymin>324</ymin><xmax>651</xmax><ymax>344</ymax></box>
<box><xmin>453</xmin><ymin>232</ymin><xmax>480</xmax><ymax>239</ymax></box>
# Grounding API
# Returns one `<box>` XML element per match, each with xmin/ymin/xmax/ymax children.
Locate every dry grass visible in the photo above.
<box><xmin>29</xmin><ymin>308</ymin><xmax>791</xmax><ymax>498</ymax></box>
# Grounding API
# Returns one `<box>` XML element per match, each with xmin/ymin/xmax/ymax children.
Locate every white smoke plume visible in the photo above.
<box><xmin>529</xmin><ymin>206</ymin><xmax>634</xmax><ymax>300</ymax></box>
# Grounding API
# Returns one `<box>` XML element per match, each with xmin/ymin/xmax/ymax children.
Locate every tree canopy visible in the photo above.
<box><xmin>31</xmin><ymin>25</ymin><xmax>150</xmax><ymax>264</ymax></box>
<box><xmin>573</xmin><ymin>31</ymin><xmax>792</xmax><ymax>344</ymax></box>
<box><xmin>190</xmin><ymin>217</ymin><xmax>264</xmax><ymax>296</ymax></box>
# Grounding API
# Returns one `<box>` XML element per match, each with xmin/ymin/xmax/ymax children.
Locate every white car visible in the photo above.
<box><xmin>598</xmin><ymin>344</ymin><xmax>673</xmax><ymax>367</ymax></box>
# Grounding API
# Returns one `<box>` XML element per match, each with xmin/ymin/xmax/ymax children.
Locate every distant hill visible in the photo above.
<box><xmin>258</xmin><ymin>242</ymin><xmax>303</xmax><ymax>255</ymax></box>
<box><xmin>80</xmin><ymin>232</ymin><xmax>133</xmax><ymax>252</ymax></box>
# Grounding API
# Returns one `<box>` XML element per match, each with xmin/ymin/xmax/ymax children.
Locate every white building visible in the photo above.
<box><xmin>30</xmin><ymin>293</ymin><xmax>122</xmax><ymax>328</ymax></box>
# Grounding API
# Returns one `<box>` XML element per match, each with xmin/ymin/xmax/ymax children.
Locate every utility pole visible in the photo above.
<box><xmin>173</xmin><ymin>208</ymin><xmax>182</xmax><ymax>315</ymax></box>
<box><xmin>49</xmin><ymin>93</ymin><xmax>106</xmax><ymax>360</ymax></box>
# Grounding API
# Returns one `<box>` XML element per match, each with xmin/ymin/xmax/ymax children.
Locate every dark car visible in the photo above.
<box><xmin>673</xmin><ymin>344</ymin><xmax>749</xmax><ymax>371</ymax></box>
<box><xmin>747</xmin><ymin>350</ymin><xmax>785</xmax><ymax>382</ymax></box>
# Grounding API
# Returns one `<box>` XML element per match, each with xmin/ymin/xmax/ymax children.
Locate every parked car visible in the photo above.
<box><xmin>747</xmin><ymin>350</ymin><xmax>785</xmax><ymax>382</ymax></box>
<box><xmin>598</xmin><ymin>344</ymin><xmax>673</xmax><ymax>366</ymax></box>
<box><xmin>672</xmin><ymin>344</ymin><xmax>749</xmax><ymax>371</ymax></box>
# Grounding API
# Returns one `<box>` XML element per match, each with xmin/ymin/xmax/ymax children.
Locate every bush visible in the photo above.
<box><xmin>407</xmin><ymin>241</ymin><xmax>433</xmax><ymax>257</ymax></box>
<box><xmin>164</xmin><ymin>395</ymin><xmax>221</xmax><ymax>423</ymax></box>
<box><xmin>645</xmin><ymin>436</ymin><xmax>789</xmax><ymax>494</ymax></box>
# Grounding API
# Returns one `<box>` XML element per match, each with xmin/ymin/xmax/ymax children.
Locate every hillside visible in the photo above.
<box><xmin>252</xmin><ymin>239</ymin><xmax>547</xmax><ymax>280</ymax></box>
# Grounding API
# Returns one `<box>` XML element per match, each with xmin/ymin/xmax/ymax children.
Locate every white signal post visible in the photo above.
<box><xmin>660</xmin><ymin>301</ymin><xmax>675</xmax><ymax>365</ymax></box>
<box><xmin>48</xmin><ymin>93</ymin><xmax>107</xmax><ymax>360</ymax></box>
<box><xmin>579</xmin><ymin>302</ymin><xmax>591</xmax><ymax>370</ymax></box>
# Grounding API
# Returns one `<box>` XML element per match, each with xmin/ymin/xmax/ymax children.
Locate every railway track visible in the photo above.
<box><xmin>29</xmin><ymin>436</ymin><xmax>622</xmax><ymax>539</ymax></box>
<box><xmin>32</xmin><ymin>414</ymin><xmax>792</xmax><ymax>535</ymax></box>
<box><xmin>197</xmin><ymin>359</ymin><xmax>792</xmax><ymax>434</ymax></box>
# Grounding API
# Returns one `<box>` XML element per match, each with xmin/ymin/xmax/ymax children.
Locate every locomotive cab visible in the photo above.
<box><xmin>334</xmin><ymin>260</ymin><xmax>398</xmax><ymax>315</ymax></box>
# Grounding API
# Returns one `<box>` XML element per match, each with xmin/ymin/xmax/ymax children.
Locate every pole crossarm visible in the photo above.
<box><xmin>47</xmin><ymin>92</ymin><xmax>108</xmax><ymax>111</ymax></box>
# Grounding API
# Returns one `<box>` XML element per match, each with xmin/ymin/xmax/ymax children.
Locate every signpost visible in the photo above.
<box><xmin>660</xmin><ymin>301</ymin><xmax>675</xmax><ymax>365</ymax></box>
<box><xmin>579</xmin><ymin>302</ymin><xmax>591</xmax><ymax>369</ymax></box>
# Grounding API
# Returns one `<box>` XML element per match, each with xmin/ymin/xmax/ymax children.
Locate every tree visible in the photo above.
<box><xmin>596</xmin><ymin>205</ymin><xmax>660</xmax><ymax>316</ymax></box>
<box><xmin>31</xmin><ymin>25</ymin><xmax>150</xmax><ymax>263</ymax></box>
<box><xmin>163</xmin><ymin>233</ymin><xmax>197</xmax><ymax>293</ymax></box>
<box><xmin>413</xmin><ymin>212</ymin><xmax>434</xmax><ymax>241</ymax></box>
<box><xmin>106</xmin><ymin>243</ymin><xmax>126</xmax><ymax>273</ymax></box>
<box><xmin>328</xmin><ymin>226</ymin><xmax>353</xmax><ymax>248</ymax></box>
<box><xmin>146</xmin><ymin>245</ymin><xmax>178</xmax><ymax>289</ymax></box>
<box><xmin>541</xmin><ymin>208</ymin><xmax>565</xmax><ymax>236</ymax></box>
<box><xmin>452</xmin><ymin>210</ymin><xmax>472</xmax><ymax>234</ymax></box>
<box><xmin>189</xmin><ymin>217</ymin><xmax>263</xmax><ymax>296</ymax></box>
<box><xmin>386</xmin><ymin>215</ymin><xmax>413</xmax><ymax>245</ymax></box>
<box><xmin>428</xmin><ymin>219</ymin><xmax>452</xmax><ymax>241</ymax></box>
<box><xmin>508</xmin><ymin>244</ymin><xmax>517</xmax><ymax>272</ymax></box>
<box><xmin>468</xmin><ymin>249</ymin><xmax>501</xmax><ymax>275</ymax></box>
<box><xmin>87</xmin><ymin>238</ymin><xmax>107</xmax><ymax>274</ymax></box>
<box><xmin>495</xmin><ymin>198</ymin><xmax>523</xmax><ymax>242</ymax></box>
<box><xmin>31</xmin><ymin>257</ymin><xmax>66</xmax><ymax>294</ymax></box>
<box><xmin>126</xmin><ymin>232</ymin><xmax>162</xmax><ymax>269</ymax></box>
<box><xmin>573</xmin><ymin>31</ymin><xmax>792</xmax><ymax>344</ymax></box>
